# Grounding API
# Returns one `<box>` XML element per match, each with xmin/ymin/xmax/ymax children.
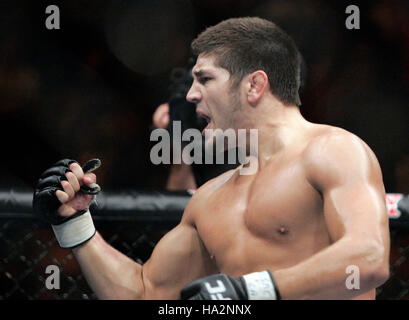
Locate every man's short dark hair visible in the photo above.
<box><xmin>191</xmin><ymin>17</ymin><xmax>302</xmax><ymax>106</ymax></box>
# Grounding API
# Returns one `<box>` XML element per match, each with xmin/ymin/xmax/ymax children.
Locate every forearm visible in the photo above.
<box><xmin>73</xmin><ymin>231</ymin><xmax>145</xmax><ymax>300</ymax></box>
<box><xmin>272</xmin><ymin>237</ymin><xmax>389</xmax><ymax>300</ymax></box>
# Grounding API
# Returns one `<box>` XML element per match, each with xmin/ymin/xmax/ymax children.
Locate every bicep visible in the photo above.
<box><xmin>306</xmin><ymin>133</ymin><xmax>389</xmax><ymax>244</ymax></box>
<box><xmin>323</xmin><ymin>183</ymin><xmax>388</xmax><ymax>244</ymax></box>
<box><xmin>141</xmin><ymin>223</ymin><xmax>217</xmax><ymax>299</ymax></box>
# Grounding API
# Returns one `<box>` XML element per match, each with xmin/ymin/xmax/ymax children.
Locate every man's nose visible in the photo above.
<box><xmin>186</xmin><ymin>85</ymin><xmax>201</xmax><ymax>104</ymax></box>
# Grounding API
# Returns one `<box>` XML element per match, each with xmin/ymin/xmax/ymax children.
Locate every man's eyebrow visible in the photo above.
<box><xmin>192</xmin><ymin>69</ymin><xmax>203</xmax><ymax>77</ymax></box>
<box><xmin>192</xmin><ymin>69</ymin><xmax>212</xmax><ymax>77</ymax></box>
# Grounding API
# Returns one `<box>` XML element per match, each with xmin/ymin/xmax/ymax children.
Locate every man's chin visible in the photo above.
<box><xmin>201</xmin><ymin>121</ymin><xmax>215</xmax><ymax>136</ymax></box>
<box><xmin>203</xmin><ymin>132</ymin><xmax>217</xmax><ymax>154</ymax></box>
<box><xmin>203</xmin><ymin>128</ymin><xmax>236</xmax><ymax>156</ymax></box>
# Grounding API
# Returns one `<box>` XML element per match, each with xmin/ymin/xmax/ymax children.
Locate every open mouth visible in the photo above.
<box><xmin>196</xmin><ymin>110</ymin><xmax>212</xmax><ymax>135</ymax></box>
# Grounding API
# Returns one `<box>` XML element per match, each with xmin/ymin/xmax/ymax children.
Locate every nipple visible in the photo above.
<box><xmin>277</xmin><ymin>226</ymin><xmax>289</xmax><ymax>235</ymax></box>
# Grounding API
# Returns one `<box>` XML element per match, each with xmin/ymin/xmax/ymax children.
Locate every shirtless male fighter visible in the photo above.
<box><xmin>33</xmin><ymin>17</ymin><xmax>390</xmax><ymax>300</ymax></box>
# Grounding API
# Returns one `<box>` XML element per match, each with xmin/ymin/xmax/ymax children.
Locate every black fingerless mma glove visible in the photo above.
<box><xmin>180</xmin><ymin>270</ymin><xmax>281</xmax><ymax>300</ymax></box>
<box><xmin>32</xmin><ymin>158</ymin><xmax>101</xmax><ymax>249</ymax></box>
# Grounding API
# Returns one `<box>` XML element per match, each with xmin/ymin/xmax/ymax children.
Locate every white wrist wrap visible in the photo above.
<box><xmin>51</xmin><ymin>210</ymin><xmax>96</xmax><ymax>249</ymax></box>
<box><xmin>242</xmin><ymin>271</ymin><xmax>277</xmax><ymax>300</ymax></box>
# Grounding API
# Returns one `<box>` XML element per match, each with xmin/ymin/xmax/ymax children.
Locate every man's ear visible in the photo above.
<box><xmin>247</xmin><ymin>70</ymin><xmax>269</xmax><ymax>105</ymax></box>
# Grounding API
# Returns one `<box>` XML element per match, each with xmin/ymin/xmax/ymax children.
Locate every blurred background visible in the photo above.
<box><xmin>0</xmin><ymin>0</ymin><xmax>408</xmax><ymax>300</ymax></box>
<box><xmin>0</xmin><ymin>0</ymin><xmax>407</xmax><ymax>193</ymax></box>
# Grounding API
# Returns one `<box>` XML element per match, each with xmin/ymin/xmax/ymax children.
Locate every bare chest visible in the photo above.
<box><xmin>194</xmin><ymin>159</ymin><xmax>325</xmax><ymax>272</ymax></box>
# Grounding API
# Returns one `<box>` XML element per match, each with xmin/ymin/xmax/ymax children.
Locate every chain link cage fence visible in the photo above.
<box><xmin>0</xmin><ymin>219</ymin><xmax>175</xmax><ymax>300</ymax></box>
<box><xmin>0</xmin><ymin>189</ymin><xmax>408</xmax><ymax>300</ymax></box>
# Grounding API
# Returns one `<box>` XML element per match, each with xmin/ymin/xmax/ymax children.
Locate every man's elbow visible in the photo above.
<box><xmin>363</xmin><ymin>263</ymin><xmax>389</xmax><ymax>289</ymax></box>
<box><xmin>360</xmin><ymin>243</ymin><xmax>390</xmax><ymax>288</ymax></box>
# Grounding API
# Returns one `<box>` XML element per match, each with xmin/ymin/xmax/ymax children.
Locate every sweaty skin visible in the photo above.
<box><xmin>67</xmin><ymin>55</ymin><xmax>389</xmax><ymax>300</ymax></box>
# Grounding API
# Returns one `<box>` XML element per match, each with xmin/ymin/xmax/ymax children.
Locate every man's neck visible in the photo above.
<box><xmin>245</xmin><ymin>101</ymin><xmax>310</xmax><ymax>170</ymax></box>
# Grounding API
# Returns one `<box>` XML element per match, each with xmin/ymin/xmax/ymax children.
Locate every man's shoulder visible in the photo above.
<box><xmin>181</xmin><ymin>168</ymin><xmax>238</xmax><ymax>222</ymax></box>
<box><xmin>301</xmin><ymin>124</ymin><xmax>380</xmax><ymax>187</ymax></box>
<box><xmin>193</xmin><ymin>168</ymin><xmax>238</xmax><ymax>198</ymax></box>
<box><xmin>302</xmin><ymin>124</ymin><xmax>370</xmax><ymax>161</ymax></box>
